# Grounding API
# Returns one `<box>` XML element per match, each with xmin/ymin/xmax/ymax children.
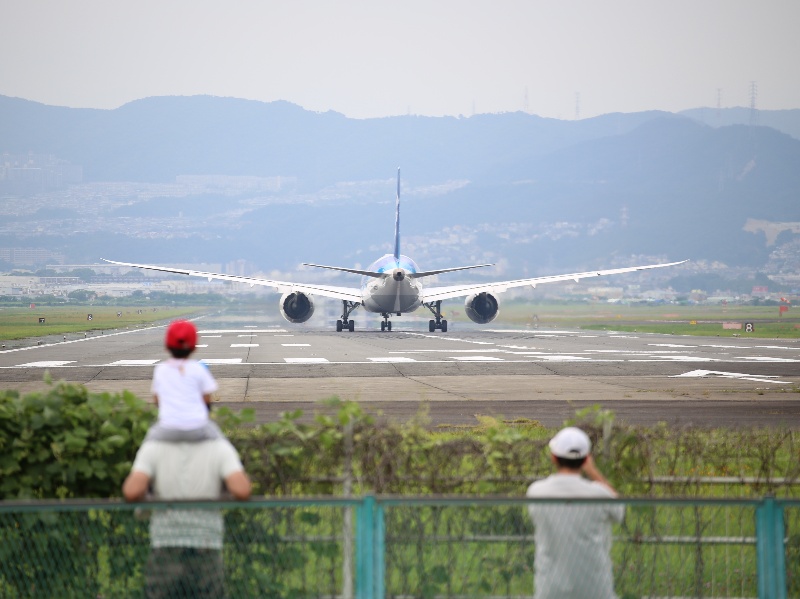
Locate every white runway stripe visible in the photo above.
<box><xmin>451</xmin><ymin>356</ymin><xmax>504</xmax><ymax>361</ymax></box>
<box><xmin>200</xmin><ymin>358</ymin><xmax>243</xmax><ymax>364</ymax></box>
<box><xmin>231</xmin><ymin>343</ymin><xmax>259</xmax><ymax>348</ymax></box>
<box><xmin>18</xmin><ymin>360</ymin><xmax>75</xmax><ymax>367</ymax></box>
<box><xmin>282</xmin><ymin>343</ymin><xmax>311</xmax><ymax>347</ymax></box>
<box><xmin>368</xmin><ymin>357</ymin><xmax>418</xmax><ymax>363</ymax></box>
<box><xmin>108</xmin><ymin>359</ymin><xmax>160</xmax><ymax>365</ymax></box>
<box><xmin>284</xmin><ymin>357</ymin><xmax>329</xmax><ymax>363</ymax></box>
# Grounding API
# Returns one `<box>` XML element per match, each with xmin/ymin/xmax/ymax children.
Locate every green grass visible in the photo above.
<box><xmin>0</xmin><ymin>305</ymin><xmax>208</xmax><ymax>340</ymax></box>
<box><xmin>488</xmin><ymin>303</ymin><xmax>800</xmax><ymax>338</ymax></box>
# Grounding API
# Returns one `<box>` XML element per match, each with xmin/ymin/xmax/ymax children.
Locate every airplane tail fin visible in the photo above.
<box><xmin>393</xmin><ymin>167</ymin><xmax>401</xmax><ymax>263</ymax></box>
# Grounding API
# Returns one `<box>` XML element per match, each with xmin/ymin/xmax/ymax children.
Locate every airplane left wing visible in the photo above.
<box><xmin>102</xmin><ymin>259</ymin><xmax>363</xmax><ymax>303</ymax></box>
<box><xmin>421</xmin><ymin>260</ymin><xmax>688</xmax><ymax>303</ymax></box>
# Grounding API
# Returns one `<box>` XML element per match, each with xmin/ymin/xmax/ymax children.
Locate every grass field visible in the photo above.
<box><xmin>493</xmin><ymin>302</ymin><xmax>800</xmax><ymax>338</ymax></box>
<box><xmin>0</xmin><ymin>305</ymin><xmax>207</xmax><ymax>340</ymax></box>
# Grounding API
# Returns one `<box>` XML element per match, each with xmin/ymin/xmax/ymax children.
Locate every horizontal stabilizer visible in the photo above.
<box><xmin>302</xmin><ymin>263</ymin><xmax>386</xmax><ymax>278</ymax></box>
<box><xmin>411</xmin><ymin>264</ymin><xmax>495</xmax><ymax>279</ymax></box>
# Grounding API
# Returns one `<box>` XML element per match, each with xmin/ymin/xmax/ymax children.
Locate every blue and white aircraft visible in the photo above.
<box><xmin>105</xmin><ymin>169</ymin><xmax>686</xmax><ymax>333</ymax></box>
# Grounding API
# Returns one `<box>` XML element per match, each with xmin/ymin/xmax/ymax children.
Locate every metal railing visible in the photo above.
<box><xmin>0</xmin><ymin>496</ymin><xmax>795</xmax><ymax>598</ymax></box>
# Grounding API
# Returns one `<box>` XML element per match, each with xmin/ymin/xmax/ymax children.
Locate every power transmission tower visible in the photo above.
<box><xmin>749</xmin><ymin>81</ymin><xmax>758</xmax><ymax>126</ymax></box>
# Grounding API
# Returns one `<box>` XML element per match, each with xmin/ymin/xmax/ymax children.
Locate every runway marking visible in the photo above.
<box><xmin>498</xmin><ymin>345</ymin><xmax>541</xmax><ymax>350</ymax></box>
<box><xmin>231</xmin><ymin>343</ymin><xmax>259</xmax><ymax>348</ymax></box>
<box><xmin>196</xmin><ymin>344</ymin><xmax>208</xmax><ymax>348</ymax></box>
<box><xmin>368</xmin><ymin>357</ymin><xmax>418</xmax><ymax>363</ymax></box>
<box><xmin>282</xmin><ymin>343</ymin><xmax>311</xmax><ymax>347</ymax></box>
<box><xmin>274</xmin><ymin>334</ymin><xmax>294</xmax><ymax>337</ymax></box>
<box><xmin>201</xmin><ymin>335</ymin><xmax>222</xmax><ymax>338</ymax></box>
<box><xmin>631</xmin><ymin>356</ymin><xmax>717</xmax><ymax>362</ymax></box>
<box><xmin>237</xmin><ymin>334</ymin><xmax>257</xmax><ymax>337</ymax></box>
<box><xmin>671</xmin><ymin>369</ymin><xmax>792</xmax><ymax>384</ymax></box>
<box><xmin>404</xmin><ymin>332</ymin><xmax>494</xmax><ymax>345</ymax></box>
<box><xmin>755</xmin><ymin>345</ymin><xmax>799</xmax><ymax>350</ymax></box>
<box><xmin>284</xmin><ymin>357</ymin><xmax>330</xmax><ymax>364</ymax></box>
<box><xmin>648</xmin><ymin>343</ymin><xmax>695</xmax><ymax>348</ymax></box>
<box><xmin>451</xmin><ymin>356</ymin><xmax>504</xmax><ymax>361</ymax></box>
<box><xmin>200</xmin><ymin>358</ymin><xmax>243</xmax><ymax>365</ymax></box>
<box><xmin>198</xmin><ymin>329</ymin><xmax>287</xmax><ymax>334</ymax></box>
<box><xmin>537</xmin><ymin>355</ymin><xmax>592</xmax><ymax>361</ymax></box>
<box><xmin>740</xmin><ymin>356</ymin><xmax>800</xmax><ymax>362</ymax></box>
<box><xmin>18</xmin><ymin>360</ymin><xmax>75</xmax><ymax>367</ymax></box>
<box><xmin>0</xmin><ymin>324</ymin><xmax>165</xmax><ymax>354</ymax></box>
<box><xmin>108</xmin><ymin>359</ymin><xmax>160</xmax><ymax>366</ymax></box>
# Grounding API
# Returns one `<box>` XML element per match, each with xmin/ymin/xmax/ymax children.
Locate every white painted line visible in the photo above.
<box><xmin>237</xmin><ymin>334</ymin><xmax>257</xmax><ymax>337</ymax></box>
<box><xmin>18</xmin><ymin>360</ymin><xmax>75</xmax><ymax>367</ymax></box>
<box><xmin>284</xmin><ymin>357</ymin><xmax>330</xmax><ymax>363</ymax></box>
<box><xmin>244</xmin><ymin>325</ymin><xmax>258</xmax><ymax>328</ymax></box>
<box><xmin>740</xmin><ymin>356</ymin><xmax>800</xmax><ymax>362</ymax></box>
<box><xmin>200</xmin><ymin>358</ymin><xmax>243</xmax><ymax>365</ymax></box>
<box><xmin>451</xmin><ymin>356</ymin><xmax>504</xmax><ymax>361</ymax></box>
<box><xmin>631</xmin><ymin>356</ymin><xmax>717</xmax><ymax>362</ymax></box>
<box><xmin>201</xmin><ymin>335</ymin><xmax>222</xmax><ymax>338</ymax></box>
<box><xmin>108</xmin><ymin>359</ymin><xmax>160</xmax><ymax>366</ymax></box>
<box><xmin>648</xmin><ymin>343</ymin><xmax>695</xmax><ymax>348</ymax></box>
<box><xmin>670</xmin><ymin>369</ymin><xmax>791</xmax><ymax>384</ymax></box>
<box><xmin>274</xmin><ymin>334</ymin><xmax>294</xmax><ymax>337</ymax></box>
<box><xmin>367</xmin><ymin>357</ymin><xmax>418</xmax><ymax>363</ymax></box>
<box><xmin>282</xmin><ymin>343</ymin><xmax>311</xmax><ymax>347</ymax></box>
<box><xmin>389</xmin><ymin>349</ymin><xmax>503</xmax><ymax>353</ymax></box>
<box><xmin>198</xmin><ymin>329</ymin><xmax>287</xmax><ymax>334</ymax></box>
<box><xmin>0</xmin><ymin>324</ymin><xmax>166</xmax><ymax>355</ymax></box>
<box><xmin>231</xmin><ymin>343</ymin><xmax>259</xmax><ymax>348</ymax></box>
<box><xmin>403</xmin><ymin>332</ymin><xmax>494</xmax><ymax>345</ymax></box>
<box><xmin>755</xmin><ymin>345</ymin><xmax>798</xmax><ymax>350</ymax></box>
<box><xmin>537</xmin><ymin>355</ymin><xmax>592</xmax><ymax>361</ymax></box>
<box><xmin>195</xmin><ymin>344</ymin><xmax>208</xmax><ymax>348</ymax></box>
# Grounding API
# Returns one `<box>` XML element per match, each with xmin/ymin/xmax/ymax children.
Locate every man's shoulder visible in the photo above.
<box><xmin>527</xmin><ymin>474</ymin><xmax>616</xmax><ymax>498</ymax></box>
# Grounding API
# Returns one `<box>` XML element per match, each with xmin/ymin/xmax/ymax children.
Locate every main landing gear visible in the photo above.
<box><xmin>336</xmin><ymin>300</ymin><xmax>359</xmax><ymax>332</ymax></box>
<box><xmin>424</xmin><ymin>300</ymin><xmax>448</xmax><ymax>333</ymax></box>
<box><xmin>380</xmin><ymin>313</ymin><xmax>394</xmax><ymax>332</ymax></box>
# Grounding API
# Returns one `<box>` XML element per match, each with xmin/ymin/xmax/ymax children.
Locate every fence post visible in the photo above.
<box><xmin>374</xmin><ymin>501</ymin><xmax>385</xmax><ymax>599</ymax></box>
<box><xmin>756</xmin><ymin>496</ymin><xmax>787</xmax><ymax>599</ymax></box>
<box><xmin>356</xmin><ymin>495</ymin><xmax>376</xmax><ymax>599</ymax></box>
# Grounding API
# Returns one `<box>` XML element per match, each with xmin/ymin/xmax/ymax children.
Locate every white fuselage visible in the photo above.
<box><xmin>359</xmin><ymin>253</ymin><xmax>423</xmax><ymax>314</ymax></box>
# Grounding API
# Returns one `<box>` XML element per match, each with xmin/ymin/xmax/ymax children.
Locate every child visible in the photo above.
<box><xmin>145</xmin><ymin>320</ymin><xmax>224</xmax><ymax>442</ymax></box>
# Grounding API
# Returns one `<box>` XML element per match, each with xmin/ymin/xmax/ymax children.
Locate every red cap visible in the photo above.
<box><xmin>165</xmin><ymin>320</ymin><xmax>197</xmax><ymax>350</ymax></box>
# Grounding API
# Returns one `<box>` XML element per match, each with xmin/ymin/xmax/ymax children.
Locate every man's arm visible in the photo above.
<box><xmin>224</xmin><ymin>470</ymin><xmax>252</xmax><ymax>500</ymax></box>
<box><xmin>582</xmin><ymin>455</ymin><xmax>618</xmax><ymax>497</ymax></box>
<box><xmin>122</xmin><ymin>470</ymin><xmax>151</xmax><ymax>502</ymax></box>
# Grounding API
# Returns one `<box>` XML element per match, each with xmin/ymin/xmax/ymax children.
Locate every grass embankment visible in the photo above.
<box><xmin>494</xmin><ymin>303</ymin><xmax>800</xmax><ymax>338</ymax></box>
<box><xmin>0</xmin><ymin>305</ymin><xmax>208</xmax><ymax>340</ymax></box>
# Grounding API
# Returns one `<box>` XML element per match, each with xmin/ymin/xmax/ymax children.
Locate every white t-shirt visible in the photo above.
<box><xmin>151</xmin><ymin>358</ymin><xmax>218</xmax><ymax>430</ymax></box>
<box><xmin>131</xmin><ymin>439</ymin><xmax>245</xmax><ymax>549</ymax></box>
<box><xmin>526</xmin><ymin>474</ymin><xmax>625</xmax><ymax>599</ymax></box>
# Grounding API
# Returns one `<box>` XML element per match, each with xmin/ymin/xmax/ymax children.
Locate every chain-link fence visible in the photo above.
<box><xmin>0</xmin><ymin>497</ymin><xmax>794</xmax><ymax>598</ymax></box>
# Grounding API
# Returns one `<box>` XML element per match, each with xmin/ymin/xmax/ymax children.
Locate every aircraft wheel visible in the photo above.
<box><xmin>381</xmin><ymin>322</ymin><xmax>386</xmax><ymax>332</ymax></box>
<box><xmin>441</xmin><ymin>319</ymin><xmax>448</xmax><ymax>332</ymax></box>
<box><xmin>336</xmin><ymin>320</ymin><xmax>343</xmax><ymax>332</ymax></box>
<box><xmin>348</xmin><ymin>320</ymin><xmax>355</xmax><ymax>332</ymax></box>
<box><xmin>387</xmin><ymin>322</ymin><xmax>392</xmax><ymax>332</ymax></box>
<box><xmin>429</xmin><ymin>320</ymin><xmax>436</xmax><ymax>332</ymax></box>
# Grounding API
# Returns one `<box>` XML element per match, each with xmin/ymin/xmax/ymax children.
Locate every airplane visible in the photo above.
<box><xmin>105</xmin><ymin>169</ymin><xmax>687</xmax><ymax>333</ymax></box>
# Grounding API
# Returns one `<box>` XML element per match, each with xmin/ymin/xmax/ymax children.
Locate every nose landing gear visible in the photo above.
<box><xmin>380</xmin><ymin>313</ymin><xmax>394</xmax><ymax>332</ymax></box>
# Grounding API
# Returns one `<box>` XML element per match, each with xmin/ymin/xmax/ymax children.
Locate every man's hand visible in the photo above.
<box><xmin>122</xmin><ymin>471</ymin><xmax>151</xmax><ymax>502</ymax></box>
<box><xmin>224</xmin><ymin>471</ymin><xmax>252</xmax><ymax>501</ymax></box>
<box><xmin>581</xmin><ymin>455</ymin><xmax>618</xmax><ymax>497</ymax></box>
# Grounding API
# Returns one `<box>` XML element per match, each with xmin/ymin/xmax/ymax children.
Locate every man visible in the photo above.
<box><xmin>526</xmin><ymin>427</ymin><xmax>625</xmax><ymax>599</ymax></box>
<box><xmin>122</xmin><ymin>430</ymin><xmax>252</xmax><ymax>598</ymax></box>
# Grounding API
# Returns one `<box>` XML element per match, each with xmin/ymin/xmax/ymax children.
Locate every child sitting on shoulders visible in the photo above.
<box><xmin>145</xmin><ymin>320</ymin><xmax>224</xmax><ymax>442</ymax></box>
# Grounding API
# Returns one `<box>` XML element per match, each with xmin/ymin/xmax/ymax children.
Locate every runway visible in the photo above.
<box><xmin>2</xmin><ymin>313</ymin><xmax>799</xmax><ymax>428</ymax></box>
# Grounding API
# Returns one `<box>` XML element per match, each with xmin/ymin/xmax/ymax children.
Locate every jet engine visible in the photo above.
<box><xmin>464</xmin><ymin>292</ymin><xmax>499</xmax><ymax>324</ymax></box>
<box><xmin>279</xmin><ymin>292</ymin><xmax>315</xmax><ymax>323</ymax></box>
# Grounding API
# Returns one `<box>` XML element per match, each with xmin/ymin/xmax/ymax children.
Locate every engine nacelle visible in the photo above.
<box><xmin>279</xmin><ymin>292</ymin><xmax>315</xmax><ymax>323</ymax></box>
<box><xmin>464</xmin><ymin>292</ymin><xmax>499</xmax><ymax>324</ymax></box>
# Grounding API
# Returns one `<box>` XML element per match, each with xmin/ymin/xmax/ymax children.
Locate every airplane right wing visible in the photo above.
<box><xmin>421</xmin><ymin>260</ymin><xmax>688</xmax><ymax>303</ymax></box>
<box><xmin>102</xmin><ymin>259</ymin><xmax>363</xmax><ymax>303</ymax></box>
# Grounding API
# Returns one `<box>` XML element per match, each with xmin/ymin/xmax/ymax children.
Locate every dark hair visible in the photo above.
<box><xmin>168</xmin><ymin>347</ymin><xmax>194</xmax><ymax>359</ymax></box>
<box><xmin>555</xmin><ymin>455</ymin><xmax>587</xmax><ymax>470</ymax></box>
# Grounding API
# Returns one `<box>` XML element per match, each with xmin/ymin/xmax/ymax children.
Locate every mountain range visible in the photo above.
<box><xmin>1</xmin><ymin>95</ymin><xmax>799</xmax><ymax>282</ymax></box>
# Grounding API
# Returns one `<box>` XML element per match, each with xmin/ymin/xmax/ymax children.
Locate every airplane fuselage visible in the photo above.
<box><xmin>360</xmin><ymin>253</ymin><xmax>423</xmax><ymax>314</ymax></box>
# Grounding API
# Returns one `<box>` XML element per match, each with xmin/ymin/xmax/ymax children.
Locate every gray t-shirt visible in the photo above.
<box><xmin>526</xmin><ymin>474</ymin><xmax>625</xmax><ymax>599</ymax></box>
<box><xmin>131</xmin><ymin>439</ymin><xmax>245</xmax><ymax>549</ymax></box>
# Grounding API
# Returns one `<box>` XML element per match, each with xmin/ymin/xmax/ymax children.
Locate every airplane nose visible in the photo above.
<box><xmin>392</xmin><ymin>268</ymin><xmax>405</xmax><ymax>282</ymax></box>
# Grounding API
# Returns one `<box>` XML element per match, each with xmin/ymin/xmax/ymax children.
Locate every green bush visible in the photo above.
<box><xmin>0</xmin><ymin>375</ymin><xmax>154</xmax><ymax>500</ymax></box>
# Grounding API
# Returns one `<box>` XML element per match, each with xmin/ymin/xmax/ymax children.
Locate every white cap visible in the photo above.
<box><xmin>548</xmin><ymin>427</ymin><xmax>591</xmax><ymax>459</ymax></box>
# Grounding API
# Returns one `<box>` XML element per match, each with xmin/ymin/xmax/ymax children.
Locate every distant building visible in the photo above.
<box><xmin>0</xmin><ymin>153</ymin><xmax>82</xmax><ymax>195</ymax></box>
<box><xmin>0</xmin><ymin>247</ymin><xmax>66</xmax><ymax>267</ymax></box>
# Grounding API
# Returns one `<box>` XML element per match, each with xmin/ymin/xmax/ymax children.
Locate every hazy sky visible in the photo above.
<box><xmin>2</xmin><ymin>1</ymin><xmax>798</xmax><ymax>120</ymax></box>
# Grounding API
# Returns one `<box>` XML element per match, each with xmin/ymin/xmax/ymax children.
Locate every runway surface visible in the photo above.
<box><xmin>2</xmin><ymin>313</ymin><xmax>799</xmax><ymax>428</ymax></box>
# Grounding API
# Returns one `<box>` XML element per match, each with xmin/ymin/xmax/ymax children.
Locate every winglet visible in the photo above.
<box><xmin>393</xmin><ymin>167</ymin><xmax>401</xmax><ymax>263</ymax></box>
